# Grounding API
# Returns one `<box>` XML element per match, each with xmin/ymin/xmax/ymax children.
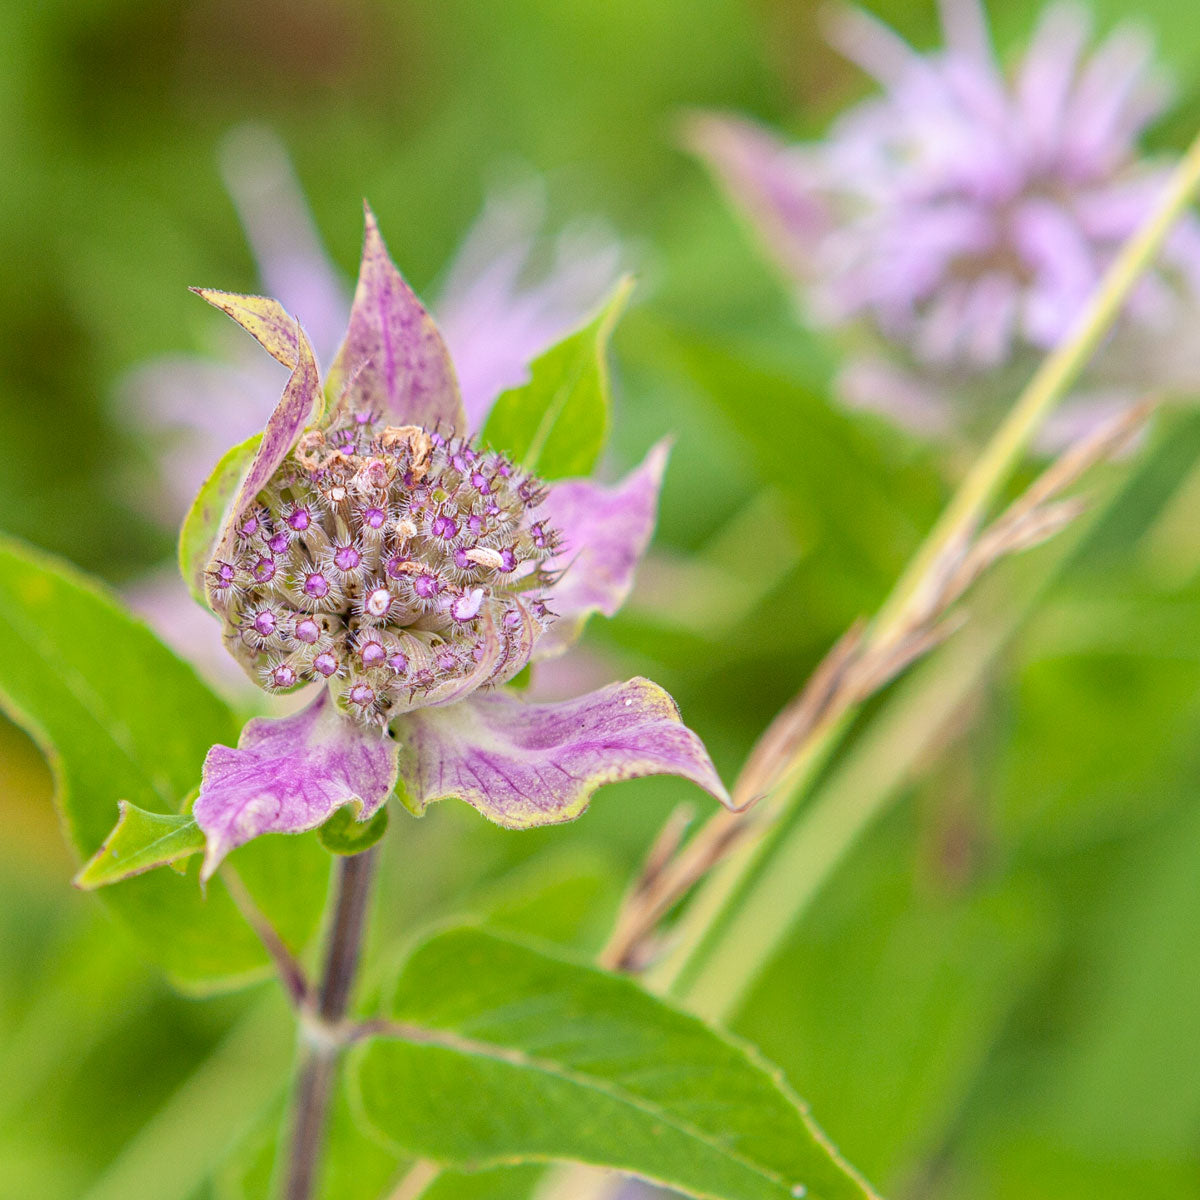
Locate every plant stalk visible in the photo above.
<box><xmin>648</xmin><ymin>124</ymin><xmax>1200</xmax><ymax>1017</ymax></box>
<box><xmin>284</xmin><ymin>848</ymin><xmax>378</xmax><ymax>1200</ymax></box>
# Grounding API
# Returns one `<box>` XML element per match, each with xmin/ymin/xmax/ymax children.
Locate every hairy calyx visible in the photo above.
<box><xmin>207</xmin><ymin>409</ymin><xmax>558</xmax><ymax>725</ymax></box>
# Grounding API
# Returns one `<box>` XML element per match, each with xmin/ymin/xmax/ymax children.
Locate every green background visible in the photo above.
<box><xmin>5</xmin><ymin>0</ymin><xmax>1200</xmax><ymax>1197</ymax></box>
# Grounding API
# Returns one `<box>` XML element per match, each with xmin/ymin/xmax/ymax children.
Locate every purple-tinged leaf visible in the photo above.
<box><xmin>205</xmin><ymin>325</ymin><xmax>321</xmax><ymax>606</ymax></box>
<box><xmin>191</xmin><ymin>288</ymin><xmax>303</xmax><ymax>369</ymax></box>
<box><xmin>536</xmin><ymin>440</ymin><xmax>669</xmax><ymax>657</ymax></box>
<box><xmin>394</xmin><ymin>676</ymin><xmax>732</xmax><ymax>827</ymax></box>
<box><xmin>195</xmin><ymin>690</ymin><xmax>398</xmax><ymax>880</ymax></box>
<box><xmin>328</xmin><ymin>203</ymin><xmax>466</xmax><ymax>432</ymax></box>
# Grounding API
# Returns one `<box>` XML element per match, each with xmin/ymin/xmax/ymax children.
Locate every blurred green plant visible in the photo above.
<box><xmin>9</xmin><ymin>3</ymin><xmax>1200</xmax><ymax>1200</ymax></box>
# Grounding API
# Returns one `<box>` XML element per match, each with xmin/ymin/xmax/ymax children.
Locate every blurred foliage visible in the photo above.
<box><xmin>6</xmin><ymin>0</ymin><xmax>1200</xmax><ymax>1198</ymax></box>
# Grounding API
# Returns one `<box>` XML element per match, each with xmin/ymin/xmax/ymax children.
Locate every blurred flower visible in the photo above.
<box><xmin>187</xmin><ymin>207</ymin><xmax>730</xmax><ymax>877</ymax></box>
<box><xmin>688</xmin><ymin>0</ymin><xmax>1200</xmax><ymax>438</ymax></box>
<box><xmin>118</xmin><ymin>127</ymin><xmax>622</xmax><ymax>694</ymax></box>
<box><xmin>435</xmin><ymin>184</ymin><xmax>624</xmax><ymax>431</ymax></box>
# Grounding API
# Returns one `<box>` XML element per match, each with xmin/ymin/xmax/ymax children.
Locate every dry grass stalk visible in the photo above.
<box><xmin>600</xmin><ymin>398</ymin><xmax>1156</xmax><ymax>974</ymax></box>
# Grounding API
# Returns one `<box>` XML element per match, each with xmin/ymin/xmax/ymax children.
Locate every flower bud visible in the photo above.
<box><xmin>207</xmin><ymin>415</ymin><xmax>559</xmax><ymax>726</ymax></box>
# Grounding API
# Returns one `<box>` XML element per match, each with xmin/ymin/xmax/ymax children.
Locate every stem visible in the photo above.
<box><xmin>317</xmin><ymin>849</ymin><xmax>377</xmax><ymax>1021</ymax></box>
<box><xmin>222</xmin><ymin>866</ymin><xmax>310</xmax><ymax>1008</ymax></box>
<box><xmin>650</xmin><ymin>125</ymin><xmax>1200</xmax><ymax>1015</ymax></box>
<box><xmin>285</xmin><ymin>1054</ymin><xmax>338</xmax><ymax>1200</ymax></box>
<box><xmin>284</xmin><ymin>849</ymin><xmax>378</xmax><ymax>1200</ymax></box>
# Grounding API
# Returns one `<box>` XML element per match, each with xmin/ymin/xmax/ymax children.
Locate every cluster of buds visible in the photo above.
<box><xmin>206</xmin><ymin>408</ymin><xmax>558</xmax><ymax>726</ymax></box>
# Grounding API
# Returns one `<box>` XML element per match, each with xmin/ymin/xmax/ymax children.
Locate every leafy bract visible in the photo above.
<box><xmin>178</xmin><ymin>433</ymin><xmax>261</xmax><ymax>606</ymax></box>
<box><xmin>74</xmin><ymin>802</ymin><xmax>204</xmax><ymax>887</ymax></box>
<box><xmin>191</xmin><ymin>288</ymin><xmax>303</xmax><ymax>368</ymax></box>
<box><xmin>481</xmin><ymin>276</ymin><xmax>632</xmax><ymax>479</ymax></box>
<box><xmin>319</xmin><ymin>802</ymin><xmax>390</xmax><ymax>856</ymax></box>
<box><xmin>0</xmin><ymin>535</ymin><xmax>326</xmax><ymax>991</ymax></box>
<box><xmin>351</xmin><ymin>927</ymin><xmax>877</xmax><ymax>1200</ymax></box>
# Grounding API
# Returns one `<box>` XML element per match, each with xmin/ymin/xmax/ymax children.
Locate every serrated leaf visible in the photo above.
<box><xmin>178</xmin><ymin>433</ymin><xmax>261</xmax><ymax>607</ymax></box>
<box><xmin>481</xmin><ymin>276</ymin><xmax>632</xmax><ymax>479</ymax></box>
<box><xmin>74</xmin><ymin>802</ymin><xmax>204</xmax><ymax>888</ymax></box>
<box><xmin>351</xmin><ymin>927</ymin><xmax>877</xmax><ymax>1200</ymax></box>
<box><xmin>319</xmin><ymin>802</ymin><xmax>390</xmax><ymax>856</ymax></box>
<box><xmin>0</xmin><ymin>535</ymin><xmax>326</xmax><ymax>992</ymax></box>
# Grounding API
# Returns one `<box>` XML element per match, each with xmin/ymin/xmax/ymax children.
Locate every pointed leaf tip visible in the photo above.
<box><xmin>191</xmin><ymin>287</ymin><xmax>303</xmax><ymax>369</ymax></box>
<box><xmin>395</xmin><ymin>676</ymin><xmax>731</xmax><ymax>828</ymax></box>
<box><xmin>481</xmin><ymin>274</ymin><xmax>634</xmax><ymax>478</ymax></box>
<box><xmin>325</xmin><ymin>206</ymin><xmax>466</xmax><ymax>432</ymax></box>
<box><xmin>74</xmin><ymin>802</ymin><xmax>206</xmax><ymax>890</ymax></box>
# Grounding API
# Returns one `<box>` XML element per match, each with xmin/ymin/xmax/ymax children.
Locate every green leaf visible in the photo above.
<box><xmin>351</xmin><ymin>927</ymin><xmax>878</xmax><ymax>1200</ymax></box>
<box><xmin>505</xmin><ymin>663</ymin><xmax>532</xmax><ymax>691</ymax></box>
<box><xmin>319</xmin><ymin>802</ymin><xmax>390</xmax><ymax>856</ymax></box>
<box><xmin>423</xmin><ymin>1166</ymin><xmax>544</xmax><ymax>1200</ymax></box>
<box><xmin>178</xmin><ymin>432</ymin><xmax>261</xmax><ymax>606</ymax></box>
<box><xmin>0</xmin><ymin>534</ymin><xmax>325</xmax><ymax>992</ymax></box>
<box><xmin>74</xmin><ymin>801</ymin><xmax>204</xmax><ymax>888</ymax></box>
<box><xmin>481</xmin><ymin>276</ymin><xmax>633</xmax><ymax>479</ymax></box>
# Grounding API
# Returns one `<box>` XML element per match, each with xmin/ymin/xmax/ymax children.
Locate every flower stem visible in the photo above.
<box><xmin>284</xmin><ymin>848</ymin><xmax>378</xmax><ymax>1200</ymax></box>
<box><xmin>316</xmin><ymin>849</ymin><xmax>377</xmax><ymax>1022</ymax></box>
<box><xmin>222</xmin><ymin>866</ymin><xmax>311</xmax><ymax>1008</ymax></box>
<box><xmin>872</xmin><ymin>128</ymin><xmax>1200</xmax><ymax>648</ymax></box>
<box><xmin>648</xmin><ymin>124</ymin><xmax>1200</xmax><ymax>1020</ymax></box>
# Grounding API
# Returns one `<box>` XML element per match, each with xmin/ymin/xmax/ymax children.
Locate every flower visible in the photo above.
<box><xmin>687</xmin><ymin>0</ymin><xmax>1200</xmax><ymax>436</ymax></box>
<box><xmin>120</xmin><ymin>127</ymin><xmax>621</xmax><ymax>692</ymax></box>
<box><xmin>187</xmin><ymin>206</ymin><xmax>731</xmax><ymax>878</ymax></box>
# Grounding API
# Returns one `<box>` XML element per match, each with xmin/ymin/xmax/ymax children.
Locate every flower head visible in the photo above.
<box><xmin>185</xmin><ymin>206</ymin><xmax>731</xmax><ymax>877</ymax></box>
<box><xmin>689</xmin><ymin>0</ymin><xmax>1200</xmax><ymax>433</ymax></box>
<box><xmin>120</xmin><ymin>131</ymin><xmax>623</xmax><ymax>698</ymax></box>
<box><xmin>206</xmin><ymin>411</ymin><xmax>557</xmax><ymax>725</ymax></box>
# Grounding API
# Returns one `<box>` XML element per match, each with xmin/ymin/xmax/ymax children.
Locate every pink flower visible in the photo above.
<box><xmin>689</xmin><ymin>0</ymin><xmax>1200</xmax><ymax>437</ymax></box>
<box><xmin>185</xmin><ymin>207</ymin><xmax>731</xmax><ymax>878</ymax></box>
<box><xmin>120</xmin><ymin>128</ymin><xmax>622</xmax><ymax>521</ymax></box>
<box><xmin>120</xmin><ymin>129</ymin><xmax>622</xmax><ymax>696</ymax></box>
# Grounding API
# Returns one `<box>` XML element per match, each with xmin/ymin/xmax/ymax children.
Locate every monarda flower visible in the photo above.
<box><xmin>122</xmin><ymin>127</ymin><xmax>620</xmax><ymax>690</ymax></box>
<box><xmin>186</xmin><ymin>206</ymin><xmax>729</xmax><ymax>877</ymax></box>
<box><xmin>688</xmin><ymin>0</ymin><xmax>1200</xmax><ymax>438</ymax></box>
